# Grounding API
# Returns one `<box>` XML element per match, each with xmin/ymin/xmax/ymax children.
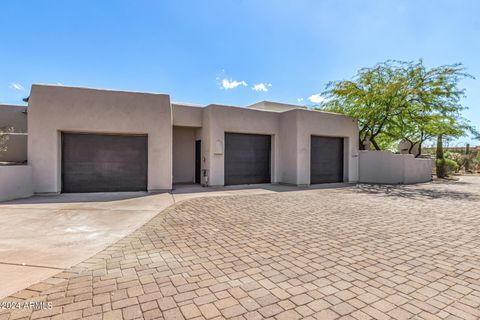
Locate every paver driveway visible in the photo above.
<box><xmin>1</xmin><ymin>177</ymin><xmax>480</xmax><ymax>320</ymax></box>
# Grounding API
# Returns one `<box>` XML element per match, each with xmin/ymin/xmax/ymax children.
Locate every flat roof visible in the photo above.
<box><xmin>171</xmin><ymin>102</ymin><xmax>205</xmax><ymax>108</ymax></box>
<box><xmin>28</xmin><ymin>84</ymin><xmax>351</xmax><ymax>118</ymax></box>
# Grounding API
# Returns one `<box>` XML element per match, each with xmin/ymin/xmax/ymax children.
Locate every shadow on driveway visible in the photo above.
<box><xmin>0</xmin><ymin>191</ymin><xmax>154</xmax><ymax>205</ymax></box>
<box><xmin>354</xmin><ymin>181</ymin><xmax>479</xmax><ymax>201</ymax></box>
<box><xmin>172</xmin><ymin>182</ymin><xmax>354</xmax><ymax>194</ymax></box>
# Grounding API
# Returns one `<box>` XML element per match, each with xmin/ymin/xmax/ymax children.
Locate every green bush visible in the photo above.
<box><xmin>445</xmin><ymin>158</ymin><xmax>459</xmax><ymax>174</ymax></box>
<box><xmin>436</xmin><ymin>158</ymin><xmax>459</xmax><ymax>176</ymax></box>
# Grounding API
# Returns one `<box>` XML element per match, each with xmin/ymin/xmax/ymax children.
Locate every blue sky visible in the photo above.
<box><xmin>1</xmin><ymin>0</ymin><xmax>479</xmax><ymax>145</ymax></box>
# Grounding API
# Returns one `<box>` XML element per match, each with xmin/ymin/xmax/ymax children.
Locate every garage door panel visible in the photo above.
<box><xmin>311</xmin><ymin>136</ymin><xmax>344</xmax><ymax>184</ymax></box>
<box><xmin>62</xmin><ymin>133</ymin><xmax>148</xmax><ymax>192</ymax></box>
<box><xmin>225</xmin><ymin>133</ymin><xmax>271</xmax><ymax>185</ymax></box>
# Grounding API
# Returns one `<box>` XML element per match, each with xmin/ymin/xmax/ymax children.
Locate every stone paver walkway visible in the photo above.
<box><xmin>1</xmin><ymin>177</ymin><xmax>480</xmax><ymax>320</ymax></box>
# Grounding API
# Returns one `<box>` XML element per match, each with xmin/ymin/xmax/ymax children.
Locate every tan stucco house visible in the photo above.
<box><xmin>18</xmin><ymin>84</ymin><xmax>359</xmax><ymax>194</ymax></box>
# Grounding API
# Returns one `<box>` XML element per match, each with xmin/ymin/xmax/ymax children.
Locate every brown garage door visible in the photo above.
<box><xmin>310</xmin><ymin>136</ymin><xmax>344</xmax><ymax>184</ymax></box>
<box><xmin>225</xmin><ymin>133</ymin><xmax>271</xmax><ymax>185</ymax></box>
<box><xmin>62</xmin><ymin>133</ymin><xmax>148</xmax><ymax>192</ymax></box>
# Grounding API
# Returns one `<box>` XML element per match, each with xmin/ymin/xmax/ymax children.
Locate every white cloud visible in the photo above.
<box><xmin>308</xmin><ymin>93</ymin><xmax>326</xmax><ymax>104</ymax></box>
<box><xmin>9</xmin><ymin>82</ymin><xmax>24</xmax><ymax>91</ymax></box>
<box><xmin>297</xmin><ymin>98</ymin><xmax>304</xmax><ymax>103</ymax></box>
<box><xmin>220</xmin><ymin>78</ymin><xmax>248</xmax><ymax>89</ymax></box>
<box><xmin>252</xmin><ymin>83</ymin><xmax>272</xmax><ymax>92</ymax></box>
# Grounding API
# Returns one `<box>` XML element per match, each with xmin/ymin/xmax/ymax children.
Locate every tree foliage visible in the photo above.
<box><xmin>318</xmin><ymin>60</ymin><xmax>476</xmax><ymax>155</ymax></box>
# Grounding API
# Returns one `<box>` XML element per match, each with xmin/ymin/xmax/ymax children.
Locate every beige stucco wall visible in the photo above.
<box><xmin>278</xmin><ymin>111</ymin><xmax>298</xmax><ymax>184</ymax></box>
<box><xmin>359</xmin><ymin>151</ymin><xmax>432</xmax><ymax>184</ymax></box>
<box><xmin>172</xmin><ymin>104</ymin><xmax>203</xmax><ymax>127</ymax></box>
<box><xmin>25</xmin><ymin>85</ymin><xmax>360</xmax><ymax>191</ymax></box>
<box><xmin>172</xmin><ymin>126</ymin><xmax>196</xmax><ymax>183</ymax></box>
<box><xmin>293</xmin><ymin>109</ymin><xmax>359</xmax><ymax>185</ymax></box>
<box><xmin>28</xmin><ymin>85</ymin><xmax>173</xmax><ymax>193</ymax></box>
<box><xmin>202</xmin><ymin>104</ymin><xmax>359</xmax><ymax>186</ymax></box>
<box><xmin>0</xmin><ymin>134</ymin><xmax>27</xmax><ymax>162</ymax></box>
<box><xmin>359</xmin><ymin>151</ymin><xmax>404</xmax><ymax>184</ymax></box>
<box><xmin>0</xmin><ymin>104</ymin><xmax>27</xmax><ymax>132</ymax></box>
<box><xmin>0</xmin><ymin>165</ymin><xmax>33</xmax><ymax>202</ymax></box>
<box><xmin>0</xmin><ymin>105</ymin><xmax>28</xmax><ymax>162</ymax></box>
<box><xmin>202</xmin><ymin>105</ymin><xmax>282</xmax><ymax>186</ymax></box>
<box><xmin>403</xmin><ymin>156</ymin><xmax>433</xmax><ymax>184</ymax></box>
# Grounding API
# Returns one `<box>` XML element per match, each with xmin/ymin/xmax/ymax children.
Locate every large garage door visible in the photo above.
<box><xmin>62</xmin><ymin>133</ymin><xmax>148</xmax><ymax>192</ymax></box>
<box><xmin>225</xmin><ymin>133</ymin><xmax>271</xmax><ymax>185</ymax></box>
<box><xmin>311</xmin><ymin>136</ymin><xmax>344</xmax><ymax>184</ymax></box>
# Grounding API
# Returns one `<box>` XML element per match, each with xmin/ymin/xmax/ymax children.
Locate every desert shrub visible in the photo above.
<box><xmin>436</xmin><ymin>158</ymin><xmax>459</xmax><ymax>176</ymax></box>
<box><xmin>472</xmin><ymin>154</ymin><xmax>480</xmax><ymax>172</ymax></box>
<box><xmin>445</xmin><ymin>158</ymin><xmax>459</xmax><ymax>173</ymax></box>
<box><xmin>445</xmin><ymin>151</ymin><xmax>465</xmax><ymax>171</ymax></box>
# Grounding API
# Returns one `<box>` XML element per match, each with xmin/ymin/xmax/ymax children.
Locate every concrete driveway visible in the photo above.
<box><xmin>0</xmin><ymin>192</ymin><xmax>175</xmax><ymax>299</ymax></box>
<box><xmin>1</xmin><ymin>177</ymin><xmax>480</xmax><ymax>320</ymax></box>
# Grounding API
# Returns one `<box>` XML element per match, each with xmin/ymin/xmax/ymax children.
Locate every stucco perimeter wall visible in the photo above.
<box><xmin>202</xmin><ymin>105</ymin><xmax>282</xmax><ymax>186</ymax></box>
<box><xmin>359</xmin><ymin>151</ymin><xmax>404</xmax><ymax>184</ymax></box>
<box><xmin>403</xmin><ymin>156</ymin><xmax>433</xmax><ymax>184</ymax></box>
<box><xmin>359</xmin><ymin>151</ymin><xmax>432</xmax><ymax>184</ymax></box>
<box><xmin>292</xmin><ymin>109</ymin><xmax>360</xmax><ymax>184</ymax></box>
<box><xmin>28</xmin><ymin>85</ymin><xmax>173</xmax><ymax>193</ymax></box>
<box><xmin>0</xmin><ymin>165</ymin><xmax>33</xmax><ymax>202</ymax></box>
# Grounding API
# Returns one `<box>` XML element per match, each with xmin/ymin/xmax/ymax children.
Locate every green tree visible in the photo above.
<box><xmin>318</xmin><ymin>60</ymin><xmax>476</xmax><ymax>154</ymax></box>
<box><xmin>387</xmin><ymin>61</ymin><xmax>475</xmax><ymax>156</ymax></box>
<box><xmin>320</xmin><ymin>60</ymin><xmax>409</xmax><ymax>150</ymax></box>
